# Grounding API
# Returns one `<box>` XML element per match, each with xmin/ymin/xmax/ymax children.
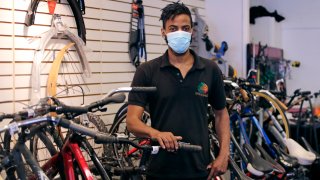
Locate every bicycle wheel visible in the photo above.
<box><xmin>252</xmin><ymin>91</ymin><xmax>290</xmax><ymax>138</ymax></box>
<box><xmin>29</xmin><ymin>123</ymin><xmax>63</xmax><ymax>167</ymax></box>
<box><xmin>113</xmin><ymin>102</ymin><xmax>129</xmax><ymax>124</ymax></box>
<box><xmin>2</xmin><ymin>121</ymin><xmax>60</xmax><ymax>178</ymax></box>
<box><xmin>79</xmin><ymin>113</ymin><xmax>108</xmax><ymax>169</ymax></box>
<box><xmin>108</xmin><ymin>107</ymin><xmax>151</xmax><ymax>168</ymax></box>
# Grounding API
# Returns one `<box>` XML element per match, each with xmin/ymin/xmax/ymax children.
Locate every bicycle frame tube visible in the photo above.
<box><xmin>126</xmin><ymin>139</ymin><xmax>150</xmax><ymax>156</ymax></box>
<box><xmin>79</xmin><ymin>137</ymin><xmax>110</xmax><ymax>180</ymax></box>
<box><xmin>244</xmin><ymin>108</ymin><xmax>272</xmax><ymax>145</ymax></box>
<box><xmin>236</xmin><ymin>113</ymin><xmax>251</xmax><ymax>144</ymax></box>
<box><xmin>40</xmin><ymin>137</ymin><xmax>94</xmax><ymax>180</ymax></box>
<box><xmin>64</xmin><ymin>138</ymin><xmax>94</xmax><ymax>180</ymax></box>
<box><xmin>12</xmin><ymin>141</ymin><xmax>49</xmax><ymax>180</ymax></box>
<box><xmin>19</xmin><ymin>144</ymin><xmax>49</xmax><ymax>180</ymax></box>
<box><xmin>41</xmin><ymin>153</ymin><xmax>61</xmax><ymax>179</ymax></box>
<box><xmin>243</xmin><ymin>107</ymin><xmax>276</xmax><ymax>157</ymax></box>
<box><xmin>62</xmin><ymin>143</ymin><xmax>75</xmax><ymax>180</ymax></box>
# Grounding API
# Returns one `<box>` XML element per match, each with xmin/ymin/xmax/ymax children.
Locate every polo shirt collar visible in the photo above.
<box><xmin>160</xmin><ymin>49</ymin><xmax>205</xmax><ymax>70</ymax></box>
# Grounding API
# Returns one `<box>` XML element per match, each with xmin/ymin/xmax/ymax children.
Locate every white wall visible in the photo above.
<box><xmin>250</xmin><ymin>0</ymin><xmax>320</xmax><ymax>94</ymax></box>
<box><xmin>0</xmin><ymin>0</ymin><xmax>206</xmax><ymax>126</ymax></box>
<box><xmin>205</xmin><ymin>0</ymin><xmax>250</xmax><ymax>77</ymax></box>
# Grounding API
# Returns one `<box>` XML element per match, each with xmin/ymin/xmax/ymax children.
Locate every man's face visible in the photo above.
<box><xmin>162</xmin><ymin>14</ymin><xmax>192</xmax><ymax>36</ymax></box>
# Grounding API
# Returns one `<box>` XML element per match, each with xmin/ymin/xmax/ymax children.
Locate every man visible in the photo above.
<box><xmin>126</xmin><ymin>2</ymin><xmax>230</xmax><ymax>180</ymax></box>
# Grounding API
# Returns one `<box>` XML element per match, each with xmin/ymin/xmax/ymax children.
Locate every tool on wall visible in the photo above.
<box><xmin>129</xmin><ymin>0</ymin><xmax>147</xmax><ymax>67</ymax></box>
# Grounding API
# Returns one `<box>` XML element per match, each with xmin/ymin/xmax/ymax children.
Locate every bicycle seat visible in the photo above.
<box><xmin>284</xmin><ymin>138</ymin><xmax>316</xmax><ymax>165</ymax></box>
<box><xmin>243</xmin><ymin>143</ymin><xmax>273</xmax><ymax>176</ymax></box>
<box><xmin>301</xmin><ymin>137</ymin><xmax>320</xmax><ymax>161</ymax></box>
<box><xmin>229</xmin><ymin>158</ymin><xmax>253</xmax><ymax>180</ymax></box>
<box><xmin>255</xmin><ymin>144</ymin><xmax>285</xmax><ymax>174</ymax></box>
<box><xmin>272</xmin><ymin>143</ymin><xmax>299</xmax><ymax>169</ymax></box>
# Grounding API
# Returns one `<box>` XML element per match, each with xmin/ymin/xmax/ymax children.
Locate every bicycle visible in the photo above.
<box><xmin>0</xmin><ymin>93</ymin><xmax>125</xmax><ymax>179</ymax></box>
<box><xmin>226</xmin><ymin>78</ymin><xmax>316</xmax><ymax>179</ymax></box>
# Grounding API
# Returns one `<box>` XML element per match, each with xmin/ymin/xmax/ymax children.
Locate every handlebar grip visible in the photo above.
<box><xmin>56</xmin><ymin>105</ymin><xmax>88</xmax><ymax>115</ymax></box>
<box><xmin>0</xmin><ymin>113</ymin><xmax>16</xmax><ymax>121</ymax></box>
<box><xmin>94</xmin><ymin>133</ymin><xmax>119</xmax><ymax>144</ymax></box>
<box><xmin>88</xmin><ymin>93</ymin><xmax>125</xmax><ymax>111</ymax></box>
<box><xmin>131</xmin><ymin>87</ymin><xmax>157</xmax><ymax>92</ymax></box>
<box><xmin>178</xmin><ymin>143</ymin><xmax>202</xmax><ymax>152</ymax></box>
<box><xmin>300</xmin><ymin>91</ymin><xmax>311</xmax><ymax>96</ymax></box>
<box><xmin>0</xmin><ymin>113</ymin><xmax>5</xmax><ymax>121</ymax></box>
<box><xmin>112</xmin><ymin>167</ymin><xmax>141</xmax><ymax>175</ymax></box>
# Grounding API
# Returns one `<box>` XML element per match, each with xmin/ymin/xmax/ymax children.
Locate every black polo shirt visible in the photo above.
<box><xmin>128</xmin><ymin>49</ymin><xmax>226</xmax><ymax>179</ymax></box>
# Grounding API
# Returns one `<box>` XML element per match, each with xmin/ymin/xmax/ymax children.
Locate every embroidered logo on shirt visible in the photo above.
<box><xmin>195</xmin><ymin>82</ymin><xmax>208</xmax><ymax>97</ymax></box>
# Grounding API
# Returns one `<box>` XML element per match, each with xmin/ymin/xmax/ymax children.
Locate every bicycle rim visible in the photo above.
<box><xmin>252</xmin><ymin>91</ymin><xmax>290</xmax><ymax>137</ymax></box>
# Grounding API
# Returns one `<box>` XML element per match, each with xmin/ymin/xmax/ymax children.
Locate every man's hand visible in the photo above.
<box><xmin>206</xmin><ymin>154</ymin><xmax>228</xmax><ymax>180</ymax></box>
<box><xmin>151</xmin><ymin>131</ymin><xmax>182</xmax><ymax>151</ymax></box>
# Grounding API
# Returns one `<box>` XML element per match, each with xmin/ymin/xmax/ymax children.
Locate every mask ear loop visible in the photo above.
<box><xmin>164</xmin><ymin>36</ymin><xmax>168</xmax><ymax>44</ymax></box>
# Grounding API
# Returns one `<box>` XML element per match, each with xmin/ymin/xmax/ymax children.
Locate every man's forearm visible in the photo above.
<box><xmin>215</xmin><ymin>109</ymin><xmax>230</xmax><ymax>157</ymax></box>
<box><xmin>127</xmin><ymin>116</ymin><xmax>159</xmax><ymax>138</ymax></box>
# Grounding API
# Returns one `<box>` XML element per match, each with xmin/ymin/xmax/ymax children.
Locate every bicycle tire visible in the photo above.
<box><xmin>252</xmin><ymin>91</ymin><xmax>290</xmax><ymax>138</ymax></box>
<box><xmin>31</xmin><ymin>130</ymin><xmax>58</xmax><ymax>158</ymax></box>
<box><xmin>112</xmin><ymin>102</ymin><xmax>129</xmax><ymax>125</ymax></box>
<box><xmin>84</xmin><ymin>113</ymin><xmax>108</xmax><ymax>166</ymax></box>
<box><xmin>27</xmin><ymin>122</ymin><xmax>63</xmax><ymax>168</ymax></box>
<box><xmin>3</xmin><ymin>122</ymin><xmax>57</xmax><ymax>179</ymax></box>
<box><xmin>109</xmin><ymin>107</ymin><xmax>150</xmax><ymax>168</ymax></box>
<box><xmin>109</xmin><ymin>111</ymin><xmax>145</xmax><ymax>180</ymax></box>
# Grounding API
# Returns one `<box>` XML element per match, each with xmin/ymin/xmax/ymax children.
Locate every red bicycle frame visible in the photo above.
<box><xmin>126</xmin><ymin>139</ymin><xmax>150</xmax><ymax>157</ymax></box>
<box><xmin>39</xmin><ymin>137</ymin><xmax>94</xmax><ymax>180</ymax></box>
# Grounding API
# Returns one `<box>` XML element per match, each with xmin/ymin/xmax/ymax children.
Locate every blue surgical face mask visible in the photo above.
<box><xmin>166</xmin><ymin>31</ymin><xmax>192</xmax><ymax>54</ymax></box>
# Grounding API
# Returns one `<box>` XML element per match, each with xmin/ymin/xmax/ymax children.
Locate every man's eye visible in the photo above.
<box><xmin>183</xmin><ymin>27</ymin><xmax>190</xmax><ymax>31</ymax></box>
<box><xmin>169</xmin><ymin>27</ymin><xmax>177</xmax><ymax>32</ymax></box>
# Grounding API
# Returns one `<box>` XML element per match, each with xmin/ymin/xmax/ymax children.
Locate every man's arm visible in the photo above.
<box><xmin>126</xmin><ymin>105</ymin><xmax>157</xmax><ymax>137</ymax></box>
<box><xmin>126</xmin><ymin>105</ymin><xmax>182</xmax><ymax>150</ymax></box>
<box><xmin>207</xmin><ymin>107</ymin><xmax>230</xmax><ymax>179</ymax></box>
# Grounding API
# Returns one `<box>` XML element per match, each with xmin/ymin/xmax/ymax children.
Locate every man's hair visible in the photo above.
<box><xmin>160</xmin><ymin>1</ymin><xmax>193</xmax><ymax>29</ymax></box>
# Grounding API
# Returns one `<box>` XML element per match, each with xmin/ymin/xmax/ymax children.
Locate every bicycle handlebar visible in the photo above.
<box><xmin>0</xmin><ymin>113</ymin><xmax>15</xmax><ymax>121</ymax></box>
<box><xmin>55</xmin><ymin>93</ymin><xmax>125</xmax><ymax>116</ymax></box>
<box><xmin>300</xmin><ymin>91</ymin><xmax>311</xmax><ymax>96</ymax></box>
<box><xmin>0</xmin><ymin>107</ymin><xmax>49</xmax><ymax>122</ymax></box>
<box><xmin>105</xmin><ymin>86</ymin><xmax>157</xmax><ymax>97</ymax></box>
<box><xmin>94</xmin><ymin>133</ymin><xmax>202</xmax><ymax>152</ymax></box>
<box><xmin>0</xmin><ymin>116</ymin><xmax>56</xmax><ymax>134</ymax></box>
<box><xmin>58</xmin><ymin>118</ymin><xmax>98</xmax><ymax>137</ymax></box>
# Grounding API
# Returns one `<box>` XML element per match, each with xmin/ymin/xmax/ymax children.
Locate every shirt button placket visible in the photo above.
<box><xmin>176</xmin><ymin>72</ymin><xmax>183</xmax><ymax>83</ymax></box>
